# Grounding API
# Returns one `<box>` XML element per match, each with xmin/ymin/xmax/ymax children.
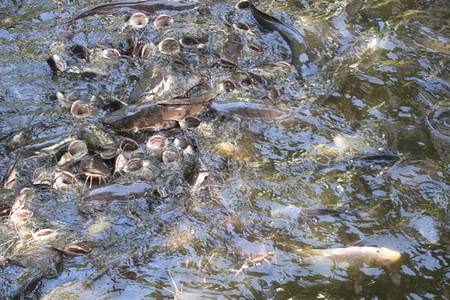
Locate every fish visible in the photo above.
<box><xmin>11</xmin><ymin>188</ymin><xmax>34</xmax><ymax>213</ymax></box>
<box><xmin>300</xmin><ymin>208</ymin><xmax>342</xmax><ymax>217</ymax></box>
<box><xmin>223</xmin><ymin>216</ymin><xmax>268</xmax><ymax>260</ymax></box>
<box><xmin>0</xmin><ymin>202</ymin><xmax>10</xmax><ymax>217</ymax></box>
<box><xmin>128</xmin><ymin>67</ymin><xmax>173</xmax><ymax>104</ymax></box>
<box><xmin>297</xmin><ymin>246</ymin><xmax>402</xmax><ymax>267</ymax></box>
<box><xmin>70</xmin><ymin>1</ymin><xmax>205</xmax><ymax>22</ymax></box>
<box><xmin>32</xmin><ymin>229</ymin><xmax>55</xmax><ymax>240</ymax></box>
<box><xmin>426</xmin><ymin>109</ymin><xmax>450</xmax><ymax>139</ymax></box>
<box><xmin>83</xmin><ymin>182</ymin><xmax>154</xmax><ymax>202</ymax></box>
<box><xmin>22</xmin><ymin>135</ymin><xmax>75</xmax><ymax>160</ymax></box>
<box><xmin>3</xmin><ymin>163</ymin><xmax>17</xmax><ymax>190</ymax></box>
<box><xmin>220</xmin><ymin>215</ymin><xmax>271</xmax><ymax>278</ymax></box>
<box><xmin>221</xmin><ymin>28</ymin><xmax>243</xmax><ymax>66</ymax></box>
<box><xmin>212</xmin><ymin>101</ymin><xmax>291</xmax><ymax>120</ymax></box>
<box><xmin>51</xmin><ymin>245</ymin><xmax>91</xmax><ymax>257</ymax></box>
<box><xmin>350</xmin><ymin>154</ymin><xmax>400</xmax><ymax>165</ymax></box>
<box><xmin>0</xmin><ymin>128</ymin><xmax>28</xmax><ymax>150</ymax></box>
<box><xmin>82</xmin><ymin>182</ymin><xmax>156</xmax><ymax>217</ymax></box>
<box><xmin>314</xmin><ymin>153</ymin><xmax>400</xmax><ymax>178</ymax></box>
<box><xmin>103</xmin><ymin>90</ymin><xmax>219</xmax><ymax>132</ymax></box>
<box><xmin>0</xmin><ymin>246</ymin><xmax>64</xmax><ymax>299</ymax></box>
<box><xmin>250</xmin><ymin>4</ymin><xmax>317</xmax><ymax>79</ymax></box>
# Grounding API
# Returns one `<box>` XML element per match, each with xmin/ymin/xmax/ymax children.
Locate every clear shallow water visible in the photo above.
<box><xmin>0</xmin><ymin>0</ymin><xmax>448</xmax><ymax>299</ymax></box>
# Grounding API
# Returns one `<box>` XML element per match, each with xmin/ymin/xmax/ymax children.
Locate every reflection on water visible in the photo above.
<box><xmin>0</xmin><ymin>0</ymin><xmax>448</xmax><ymax>298</ymax></box>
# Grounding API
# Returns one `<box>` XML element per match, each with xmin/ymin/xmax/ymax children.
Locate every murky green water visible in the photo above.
<box><xmin>0</xmin><ymin>0</ymin><xmax>448</xmax><ymax>299</ymax></box>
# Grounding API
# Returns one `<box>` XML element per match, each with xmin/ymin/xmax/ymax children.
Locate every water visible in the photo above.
<box><xmin>0</xmin><ymin>0</ymin><xmax>448</xmax><ymax>298</ymax></box>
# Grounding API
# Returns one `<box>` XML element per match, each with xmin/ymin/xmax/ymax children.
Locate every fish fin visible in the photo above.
<box><xmin>231</xmin><ymin>261</ymin><xmax>249</xmax><ymax>279</ymax></box>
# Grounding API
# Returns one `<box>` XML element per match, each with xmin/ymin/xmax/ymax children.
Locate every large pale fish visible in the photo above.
<box><xmin>297</xmin><ymin>246</ymin><xmax>401</xmax><ymax>267</ymax></box>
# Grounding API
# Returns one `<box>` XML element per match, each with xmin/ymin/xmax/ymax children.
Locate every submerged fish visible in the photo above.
<box><xmin>250</xmin><ymin>4</ymin><xmax>317</xmax><ymax>79</ymax></box>
<box><xmin>0</xmin><ymin>128</ymin><xmax>28</xmax><ymax>150</ymax></box>
<box><xmin>212</xmin><ymin>101</ymin><xmax>290</xmax><ymax>120</ymax></box>
<box><xmin>221</xmin><ymin>215</ymin><xmax>268</xmax><ymax>262</ymax></box>
<box><xmin>0</xmin><ymin>246</ymin><xmax>63</xmax><ymax>299</ymax></box>
<box><xmin>221</xmin><ymin>28</ymin><xmax>243</xmax><ymax>66</ymax></box>
<box><xmin>70</xmin><ymin>1</ymin><xmax>204</xmax><ymax>22</ymax></box>
<box><xmin>219</xmin><ymin>215</ymin><xmax>271</xmax><ymax>278</ymax></box>
<box><xmin>297</xmin><ymin>246</ymin><xmax>401</xmax><ymax>267</ymax></box>
<box><xmin>426</xmin><ymin>109</ymin><xmax>450</xmax><ymax>139</ymax></box>
<box><xmin>351</xmin><ymin>154</ymin><xmax>400</xmax><ymax>165</ymax></box>
<box><xmin>314</xmin><ymin>153</ymin><xmax>400</xmax><ymax>178</ymax></box>
<box><xmin>300</xmin><ymin>208</ymin><xmax>342</xmax><ymax>217</ymax></box>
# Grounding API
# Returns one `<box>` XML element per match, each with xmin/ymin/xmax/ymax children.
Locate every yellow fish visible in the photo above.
<box><xmin>297</xmin><ymin>246</ymin><xmax>401</xmax><ymax>267</ymax></box>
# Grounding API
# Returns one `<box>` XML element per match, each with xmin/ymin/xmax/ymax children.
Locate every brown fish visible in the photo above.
<box><xmin>70</xmin><ymin>1</ymin><xmax>205</xmax><ymax>22</ymax></box>
<box><xmin>221</xmin><ymin>29</ymin><xmax>243</xmax><ymax>66</ymax></box>
<box><xmin>51</xmin><ymin>245</ymin><xmax>91</xmax><ymax>257</ymax></box>
<box><xmin>103</xmin><ymin>90</ymin><xmax>218</xmax><ymax>132</ymax></box>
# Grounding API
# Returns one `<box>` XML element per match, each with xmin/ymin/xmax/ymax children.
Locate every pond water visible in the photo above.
<box><xmin>0</xmin><ymin>0</ymin><xmax>448</xmax><ymax>299</ymax></box>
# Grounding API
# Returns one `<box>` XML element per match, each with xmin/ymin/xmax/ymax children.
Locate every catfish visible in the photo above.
<box><xmin>250</xmin><ymin>4</ymin><xmax>317</xmax><ymax>79</ymax></box>
<box><xmin>103</xmin><ymin>89</ymin><xmax>220</xmax><ymax>132</ymax></box>
<box><xmin>70</xmin><ymin>1</ymin><xmax>205</xmax><ymax>22</ymax></box>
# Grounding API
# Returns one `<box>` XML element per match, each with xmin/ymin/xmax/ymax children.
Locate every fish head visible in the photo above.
<box><xmin>369</xmin><ymin>247</ymin><xmax>402</xmax><ymax>266</ymax></box>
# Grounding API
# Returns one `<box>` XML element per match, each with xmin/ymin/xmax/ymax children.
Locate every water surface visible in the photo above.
<box><xmin>0</xmin><ymin>0</ymin><xmax>448</xmax><ymax>298</ymax></box>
